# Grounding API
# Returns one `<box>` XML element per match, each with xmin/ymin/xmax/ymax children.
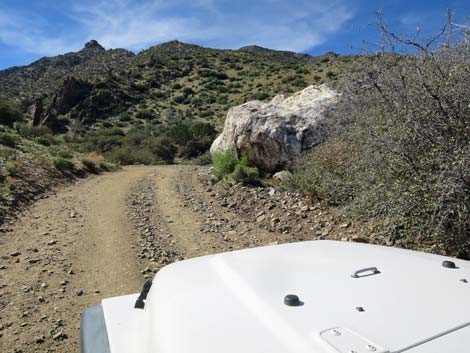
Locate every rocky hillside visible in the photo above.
<box><xmin>0</xmin><ymin>41</ymin><xmax>134</xmax><ymax>104</ymax></box>
<box><xmin>0</xmin><ymin>41</ymin><xmax>353</xmax><ymax>160</ymax></box>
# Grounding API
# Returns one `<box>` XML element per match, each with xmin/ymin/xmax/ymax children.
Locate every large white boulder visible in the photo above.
<box><xmin>210</xmin><ymin>85</ymin><xmax>338</xmax><ymax>172</ymax></box>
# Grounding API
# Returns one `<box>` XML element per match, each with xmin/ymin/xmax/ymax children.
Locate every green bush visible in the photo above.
<box><xmin>53</xmin><ymin>157</ymin><xmax>75</xmax><ymax>172</ymax></box>
<box><xmin>118</xmin><ymin>112</ymin><xmax>131</xmax><ymax>122</ymax></box>
<box><xmin>288</xmin><ymin>140</ymin><xmax>358</xmax><ymax>203</ymax></box>
<box><xmin>35</xmin><ymin>134</ymin><xmax>57</xmax><ymax>146</ymax></box>
<box><xmin>5</xmin><ymin>161</ymin><xmax>18</xmax><ymax>177</ymax></box>
<box><xmin>48</xmin><ymin>146</ymin><xmax>74</xmax><ymax>159</ymax></box>
<box><xmin>213</xmin><ymin>149</ymin><xmax>238</xmax><ymax>179</ymax></box>
<box><xmin>82</xmin><ymin>159</ymin><xmax>101</xmax><ymax>174</ymax></box>
<box><xmin>150</xmin><ymin>137</ymin><xmax>177</xmax><ymax>164</ymax></box>
<box><xmin>173</xmin><ymin>94</ymin><xmax>186</xmax><ymax>104</ymax></box>
<box><xmin>0</xmin><ymin>100</ymin><xmax>24</xmax><ymax>127</ymax></box>
<box><xmin>0</xmin><ymin>132</ymin><xmax>20</xmax><ymax>147</ymax></box>
<box><xmin>252</xmin><ymin>92</ymin><xmax>270</xmax><ymax>100</ymax></box>
<box><xmin>212</xmin><ymin>151</ymin><xmax>260</xmax><ymax>184</ymax></box>
<box><xmin>16</xmin><ymin>123</ymin><xmax>51</xmax><ymax>138</ymax></box>
<box><xmin>134</xmin><ymin>109</ymin><xmax>154</xmax><ymax>120</ymax></box>
<box><xmin>326</xmin><ymin>71</ymin><xmax>336</xmax><ymax>79</ymax></box>
<box><xmin>182</xmin><ymin>87</ymin><xmax>195</xmax><ymax>96</ymax></box>
<box><xmin>109</xmin><ymin>147</ymin><xmax>154</xmax><ymax>165</ymax></box>
<box><xmin>168</xmin><ymin>122</ymin><xmax>216</xmax><ymax>158</ymax></box>
<box><xmin>230</xmin><ymin>163</ymin><xmax>259</xmax><ymax>184</ymax></box>
<box><xmin>99</xmin><ymin>161</ymin><xmax>119</xmax><ymax>172</ymax></box>
<box><xmin>191</xmin><ymin>152</ymin><xmax>212</xmax><ymax>166</ymax></box>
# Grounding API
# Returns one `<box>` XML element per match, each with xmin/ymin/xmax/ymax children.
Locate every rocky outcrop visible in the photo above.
<box><xmin>210</xmin><ymin>85</ymin><xmax>338</xmax><ymax>172</ymax></box>
<box><xmin>30</xmin><ymin>77</ymin><xmax>92</xmax><ymax>132</ymax></box>
<box><xmin>30</xmin><ymin>98</ymin><xmax>44</xmax><ymax>126</ymax></box>
<box><xmin>48</xmin><ymin>77</ymin><xmax>92</xmax><ymax>117</ymax></box>
<box><xmin>83</xmin><ymin>40</ymin><xmax>105</xmax><ymax>51</ymax></box>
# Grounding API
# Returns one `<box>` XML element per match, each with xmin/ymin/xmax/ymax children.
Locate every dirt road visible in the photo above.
<box><xmin>0</xmin><ymin>165</ymin><xmax>358</xmax><ymax>353</ymax></box>
<box><xmin>0</xmin><ymin>165</ymin><xmax>272</xmax><ymax>353</ymax></box>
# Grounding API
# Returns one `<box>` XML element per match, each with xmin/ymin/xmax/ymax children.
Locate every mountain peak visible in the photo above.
<box><xmin>83</xmin><ymin>40</ymin><xmax>105</xmax><ymax>51</ymax></box>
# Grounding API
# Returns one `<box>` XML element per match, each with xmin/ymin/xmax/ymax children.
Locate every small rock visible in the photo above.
<box><xmin>75</xmin><ymin>288</ymin><xmax>84</xmax><ymax>296</ymax></box>
<box><xmin>273</xmin><ymin>171</ymin><xmax>292</xmax><ymax>182</ymax></box>
<box><xmin>52</xmin><ymin>330</ymin><xmax>67</xmax><ymax>340</ymax></box>
<box><xmin>34</xmin><ymin>335</ymin><xmax>45</xmax><ymax>344</ymax></box>
<box><xmin>339</xmin><ymin>222</ymin><xmax>351</xmax><ymax>229</ymax></box>
<box><xmin>256</xmin><ymin>215</ymin><xmax>266</xmax><ymax>223</ymax></box>
<box><xmin>10</xmin><ymin>251</ymin><xmax>21</xmax><ymax>257</ymax></box>
<box><xmin>141</xmin><ymin>267</ymin><xmax>152</xmax><ymax>274</ymax></box>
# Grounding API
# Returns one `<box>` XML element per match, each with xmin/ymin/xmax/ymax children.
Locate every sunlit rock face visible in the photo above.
<box><xmin>211</xmin><ymin>84</ymin><xmax>339</xmax><ymax>172</ymax></box>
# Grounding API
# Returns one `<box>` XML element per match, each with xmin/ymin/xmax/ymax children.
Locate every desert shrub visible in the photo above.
<box><xmin>230</xmin><ymin>157</ymin><xmax>259</xmax><ymax>184</ymax></box>
<box><xmin>191</xmin><ymin>152</ymin><xmax>212</xmax><ymax>166</ymax></box>
<box><xmin>191</xmin><ymin>122</ymin><xmax>216</xmax><ymax>140</ymax></box>
<box><xmin>213</xmin><ymin>150</ymin><xmax>259</xmax><ymax>184</ymax></box>
<box><xmin>326</xmin><ymin>71</ymin><xmax>336</xmax><ymax>79</ymax></box>
<box><xmin>82</xmin><ymin>153</ymin><xmax>104</xmax><ymax>174</ymax></box>
<box><xmin>180</xmin><ymin>140</ymin><xmax>211</xmax><ymax>158</ymax></box>
<box><xmin>53</xmin><ymin>157</ymin><xmax>75</xmax><ymax>172</ymax></box>
<box><xmin>35</xmin><ymin>134</ymin><xmax>60</xmax><ymax>146</ymax></box>
<box><xmin>169</xmin><ymin>122</ymin><xmax>216</xmax><ymax>158</ymax></box>
<box><xmin>288</xmin><ymin>140</ymin><xmax>358</xmax><ymax>203</ymax></box>
<box><xmin>101</xmin><ymin>121</ymin><xmax>114</xmax><ymax>128</ymax></box>
<box><xmin>252</xmin><ymin>92</ymin><xmax>270</xmax><ymax>100</ymax></box>
<box><xmin>5</xmin><ymin>161</ymin><xmax>18</xmax><ymax>177</ymax></box>
<box><xmin>109</xmin><ymin>147</ymin><xmax>154</xmax><ymax>165</ymax></box>
<box><xmin>182</xmin><ymin>87</ymin><xmax>195</xmax><ymax>96</ymax></box>
<box><xmin>118</xmin><ymin>112</ymin><xmax>131</xmax><ymax>122</ymax></box>
<box><xmin>48</xmin><ymin>146</ymin><xmax>74</xmax><ymax>159</ymax></box>
<box><xmin>80</xmin><ymin>129</ymin><xmax>124</xmax><ymax>153</ymax></box>
<box><xmin>134</xmin><ymin>109</ymin><xmax>154</xmax><ymax>120</ymax></box>
<box><xmin>99</xmin><ymin>160</ymin><xmax>119</xmax><ymax>172</ymax></box>
<box><xmin>292</xmin><ymin>15</ymin><xmax>470</xmax><ymax>257</ymax></box>
<box><xmin>45</xmin><ymin>114</ymin><xmax>70</xmax><ymax>134</ymax></box>
<box><xmin>292</xmin><ymin>78</ymin><xmax>308</xmax><ymax>88</ymax></box>
<box><xmin>173</xmin><ymin>94</ymin><xmax>186</xmax><ymax>104</ymax></box>
<box><xmin>16</xmin><ymin>123</ymin><xmax>51</xmax><ymax>138</ymax></box>
<box><xmin>213</xmin><ymin>149</ymin><xmax>238</xmax><ymax>179</ymax></box>
<box><xmin>82</xmin><ymin>159</ymin><xmax>100</xmax><ymax>174</ymax></box>
<box><xmin>149</xmin><ymin>137</ymin><xmax>177</xmax><ymax>164</ymax></box>
<box><xmin>0</xmin><ymin>100</ymin><xmax>24</xmax><ymax>127</ymax></box>
<box><xmin>199</xmin><ymin>69</ymin><xmax>228</xmax><ymax>80</ymax></box>
<box><xmin>0</xmin><ymin>132</ymin><xmax>20</xmax><ymax>147</ymax></box>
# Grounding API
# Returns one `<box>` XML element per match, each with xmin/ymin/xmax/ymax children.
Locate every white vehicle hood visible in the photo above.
<box><xmin>111</xmin><ymin>240</ymin><xmax>470</xmax><ymax>353</ymax></box>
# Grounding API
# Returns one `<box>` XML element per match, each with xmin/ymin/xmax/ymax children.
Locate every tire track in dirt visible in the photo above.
<box><xmin>0</xmin><ymin>166</ymin><xmax>155</xmax><ymax>353</ymax></box>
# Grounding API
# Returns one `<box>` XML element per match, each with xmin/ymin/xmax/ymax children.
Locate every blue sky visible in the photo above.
<box><xmin>0</xmin><ymin>0</ymin><xmax>468</xmax><ymax>69</ymax></box>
